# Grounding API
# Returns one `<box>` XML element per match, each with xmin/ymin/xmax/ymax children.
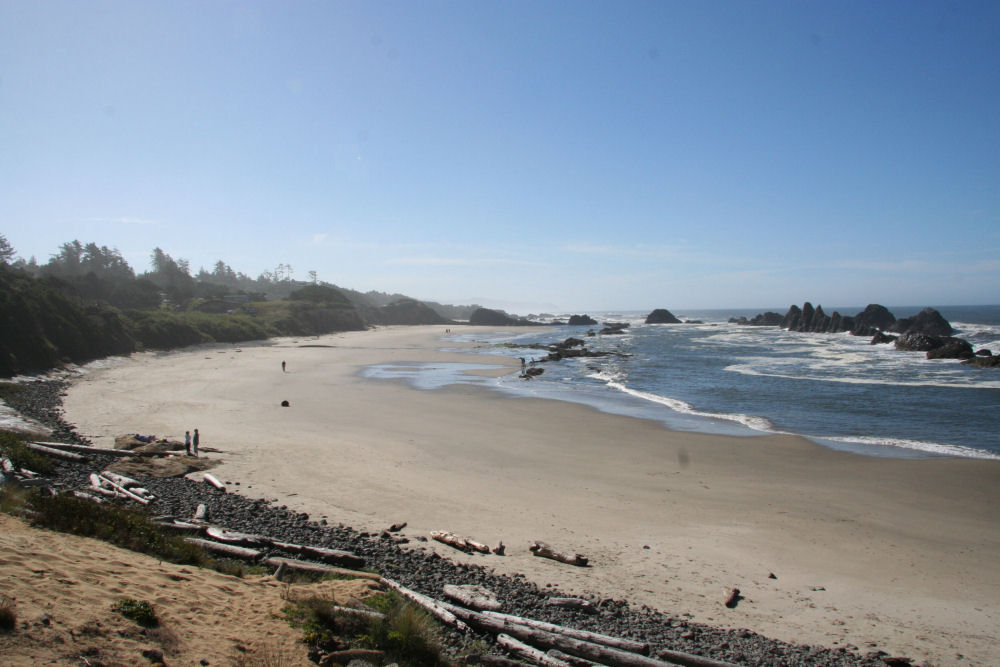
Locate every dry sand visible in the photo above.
<box><xmin>0</xmin><ymin>513</ymin><xmax>381</xmax><ymax>665</ymax></box>
<box><xmin>59</xmin><ymin>325</ymin><xmax>1000</xmax><ymax>666</ymax></box>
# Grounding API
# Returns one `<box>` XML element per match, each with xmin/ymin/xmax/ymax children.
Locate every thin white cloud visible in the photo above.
<box><xmin>388</xmin><ymin>256</ymin><xmax>550</xmax><ymax>268</ymax></box>
<box><xmin>84</xmin><ymin>216</ymin><xmax>159</xmax><ymax>225</ymax></box>
<box><xmin>562</xmin><ymin>243</ymin><xmax>688</xmax><ymax>259</ymax></box>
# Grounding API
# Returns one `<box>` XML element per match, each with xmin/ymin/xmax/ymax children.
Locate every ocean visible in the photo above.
<box><xmin>361</xmin><ymin>305</ymin><xmax>1000</xmax><ymax>460</ymax></box>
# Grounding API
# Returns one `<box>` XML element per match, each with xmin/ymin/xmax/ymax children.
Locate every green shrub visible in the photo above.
<box><xmin>0</xmin><ymin>431</ymin><xmax>54</xmax><ymax>474</ymax></box>
<box><xmin>26</xmin><ymin>493</ymin><xmax>207</xmax><ymax>566</ymax></box>
<box><xmin>354</xmin><ymin>593</ymin><xmax>449</xmax><ymax>666</ymax></box>
<box><xmin>112</xmin><ymin>598</ymin><xmax>158</xmax><ymax>627</ymax></box>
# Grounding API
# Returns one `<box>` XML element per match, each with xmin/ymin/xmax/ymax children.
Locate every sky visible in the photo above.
<box><xmin>1</xmin><ymin>1</ymin><xmax>998</xmax><ymax>313</ymax></box>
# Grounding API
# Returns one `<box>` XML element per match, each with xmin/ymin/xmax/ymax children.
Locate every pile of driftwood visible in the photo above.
<box><xmin>430</xmin><ymin>531</ymin><xmax>591</xmax><ymax>568</ymax></box>
<box><xmin>383</xmin><ymin>578</ymin><xmax>738</xmax><ymax>667</ymax></box>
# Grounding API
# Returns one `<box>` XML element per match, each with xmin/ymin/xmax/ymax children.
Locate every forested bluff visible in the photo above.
<box><xmin>0</xmin><ymin>237</ymin><xmax>478</xmax><ymax>378</ymax></box>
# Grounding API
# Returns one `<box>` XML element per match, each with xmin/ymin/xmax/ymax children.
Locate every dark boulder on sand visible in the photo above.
<box><xmin>888</xmin><ymin>307</ymin><xmax>955</xmax><ymax>336</ymax></box>
<box><xmin>645</xmin><ymin>309</ymin><xmax>681</xmax><ymax>324</ymax></box>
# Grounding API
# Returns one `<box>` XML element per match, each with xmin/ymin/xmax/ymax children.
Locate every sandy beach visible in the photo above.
<box><xmin>61</xmin><ymin>325</ymin><xmax>1000</xmax><ymax>666</ymax></box>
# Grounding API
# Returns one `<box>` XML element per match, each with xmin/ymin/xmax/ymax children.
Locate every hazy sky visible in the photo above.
<box><xmin>2</xmin><ymin>1</ymin><xmax>998</xmax><ymax>312</ymax></box>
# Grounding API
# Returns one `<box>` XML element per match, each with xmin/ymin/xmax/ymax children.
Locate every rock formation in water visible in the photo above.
<box><xmin>567</xmin><ymin>314</ymin><xmax>598</xmax><ymax>326</ymax></box>
<box><xmin>887</xmin><ymin>307</ymin><xmax>955</xmax><ymax>337</ymax></box>
<box><xmin>645</xmin><ymin>309</ymin><xmax>681</xmax><ymax>324</ymax></box>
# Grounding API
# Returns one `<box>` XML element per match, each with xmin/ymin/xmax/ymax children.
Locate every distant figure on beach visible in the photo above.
<box><xmin>282</xmin><ymin>360</ymin><xmax>286</xmax><ymax>372</ymax></box>
<box><xmin>192</xmin><ymin>428</ymin><xmax>200</xmax><ymax>458</ymax></box>
<box><xmin>184</xmin><ymin>430</ymin><xmax>192</xmax><ymax>456</ymax></box>
<box><xmin>520</xmin><ymin>357</ymin><xmax>526</xmax><ymax>368</ymax></box>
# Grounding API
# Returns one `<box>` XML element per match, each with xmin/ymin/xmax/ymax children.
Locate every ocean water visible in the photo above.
<box><xmin>361</xmin><ymin>305</ymin><xmax>1000</xmax><ymax>460</ymax></box>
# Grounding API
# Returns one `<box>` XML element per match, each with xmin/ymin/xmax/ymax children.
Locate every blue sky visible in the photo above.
<box><xmin>2</xmin><ymin>1</ymin><xmax>998</xmax><ymax>313</ymax></box>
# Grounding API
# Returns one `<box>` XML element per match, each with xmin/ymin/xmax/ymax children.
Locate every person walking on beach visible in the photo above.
<box><xmin>184</xmin><ymin>430</ymin><xmax>192</xmax><ymax>456</ymax></box>
<box><xmin>282</xmin><ymin>360</ymin><xmax>286</xmax><ymax>372</ymax></box>
<box><xmin>192</xmin><ymin>428</ymin><xmax>200</xmax><ymax>458</ymax></box>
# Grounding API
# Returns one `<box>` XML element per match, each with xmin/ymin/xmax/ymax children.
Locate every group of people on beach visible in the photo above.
<box><xmin>184</xmin><ymin>428</ymin><xmax>200</xmax><ymax>457</ymax></box>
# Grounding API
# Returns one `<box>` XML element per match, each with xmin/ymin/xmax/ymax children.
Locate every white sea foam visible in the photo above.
<box><xmin>605</xmin><ymin>380</ymin><xmax>776</xmax><ymax>432</ymax></box>
<box><xmin>724</xmin><ymin>363</ymin><xmax>1000</xmax><ymax>390</ymax></box>
<box><xmin>819</xmin><ymin>434</ymin><xmax>1000</xmax><ymax>460</ymax></box>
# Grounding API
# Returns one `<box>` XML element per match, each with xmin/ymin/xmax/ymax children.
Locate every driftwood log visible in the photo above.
<box><xmin>498</xmin><ymin>633</ymin><xmax>572</xmax><ymax>667</ymax></box>
<box><xmin>24</xmin><ymin>442</ymin><xmax>85</xmax><ymax>461</ymax></box>
<box><xmin>447</xmin><ymin>604</ymin><xmax>737</xmax><ymax>667</ymax></box>
<box><xmin>31</xmin><ymin>441</ymin><xmax>136</xmax><ymax>457</ymax></box>
<box><xmin>203</xmin><ymin>473</ymin><xmax>226</xmax><ymax>492</ymax></box>
<box><xmin>482</xmin><ymin>611</ymin><xmax>649</xmax><ymax>655</ymax></box>
<box><xmin>264</xmin><ymin>556</ymin><xmax>382</xmax><ymax>581</ymax></box>
<box><xmin>206</xmin><ymin>525</ymin><xmax>267</xmax><ymax>546</ymax></box>
<box><xmin>89</xmin><ymin>473</ymin><xmax>151</xmax><ymax>504</ymax></box>
<box><xmin>529</xmin><ymin>541</ymin><xmax>588</xmax><ymax>567</ymax></box>
<box><xmin>318</xmin><ymin>649</ymin><xmax>384</xmax><ymax>667</ymax></box>
<box><xmin>185</xmin><ymin>537</ymin><xmax>262</xmax><ymax>560</ymax></box>
<box><xmin>268</xmin><ymin>540</ymin><xmax>365</xmax><ymax>568</ymax></box>
<box><xmin>547</xmin><ymin>649</ymin><xmax>601</xmax><ymax>667</ymax></box>
<box><xmin>381</xmin><ymin>578</ymin><xmax>471</xmax><ymax>633</ymax></box>
<box><xmin>442</xmin><ymin>584</ymin><xmax>503</xmax><ymax>611</ymax></box>
<box><xmin>431</xmin><ymin>530</ymin><xmax>492</xmax><ymax>554</ymax></box>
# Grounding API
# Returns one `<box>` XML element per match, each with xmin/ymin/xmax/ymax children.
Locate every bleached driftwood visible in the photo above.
<box><xmin>529</xmin><ymin>541</ymin><xmax>588</xmax><ymax>567</ymax></box>
<box><xmin>482</xmin><ymin>611</ymin><xmax>649</xmax><ymax>655</ymax></box>
<box><xmin>447</xmin><ymin>603</ymin><xmax>736</xmax><ymax>667</ymax></box>
<box><xmin>442</xmin><ymin>584</ymin><xmax>503</xmax><ymax>611</ymax></box>
<box><xmin>71</xmin><ymin>490</ymin><xmax>105</xmax><ymax>503</ymax></box>
<box><xmin>546</xmin><ymin>650</ymin><xmax>600</xmax><ymax>667</ymax></box>
<box><xmin>268</xmin><ymin>539</ymin><xmax>365</xmax><ymax>568</ymax></box>
<box><xmin>152</xmin><ymin>519</ymin><xmax>202</xmax><ymax>532</ymax></box>
<box><xmin>185</xmin><ymin>537</ymin><xmax>262</xmax><ymax>560</ymax></box>
<box><xmin>382</xmin><ymin>578</ymin><xmax>470</xmax><ymax>633</ymax></box>
<box><xmin>498</xmin><ymin>633</ymin><xmax>571</xmax><ymax>667</ymax></box>
<box><xmin>31</xmin><ymin>441</ymin><xmax>136</xmax><ymax>457</ymax></box>
<box><xmin>203</xmin><ymin>473</ymin><xmax>226</xmax><ymax>492</ymax></box>
<box><xmin>206</xmin><ymin>525</ymin><xmax>267</xmax><ymax>546</ymax></box>
<box><xmin>264</xmin><ymin>556</ymin><xmax>382</xmax><ymax>581</ymax></box>
<box><xmin>24</xmin><ymin>442</ymin><xmax>85</xmax><ymax>461</ymax></box>
<box><xmin>90</xmin><ymin>473</ymin><xmax>151</xmax><ymax>504</ymax></box>
<box><xmin>431</xmin><ymin>530</ymin><xmax>492</xmax><ymax>554</ymax></box>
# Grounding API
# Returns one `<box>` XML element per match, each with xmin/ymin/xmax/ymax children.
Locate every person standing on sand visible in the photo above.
<box><xmin>192</xmin><ymin>428</ymin><xmax>200</xmax><ymax>458</ymax></box>
<box><xmin>184</xmin><ymin>430</ymin><xmax>192</xmax><ymax>456</ymax></box>
<box><xmin>282</xmin><ymin>360</ymin><xmax>286</xmax><ymax>372</ymax></box>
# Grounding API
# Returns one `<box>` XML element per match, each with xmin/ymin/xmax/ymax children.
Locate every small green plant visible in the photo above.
<box><xmin>283</xmin><ymin>592</ymin><xmax>344</xmax><ymax>650</ymax></box>
<box><xmin>0</xmin><ymin>595</ymin><xmax>17</xmax><ymax>632</ymax></box>
<box><xmin>356</xmin><ymin>593</ymin><xmax>448</xmax><ymax>666</ymax></box>
<box><xmin>112</xmin><ymin>598</ymin><xmax>158</xmax><ymax>627</ymax></box>
<box><xmin>0</xmin><ymin>430</ymin><xmax>54</xmax><ymax>475</ymax></box>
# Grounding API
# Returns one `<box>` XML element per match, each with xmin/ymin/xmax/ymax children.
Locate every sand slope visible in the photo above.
<box><xmin>0</xmin><ymin>514</ymin><xmax>380</xmax><ymax>666</ymax></box>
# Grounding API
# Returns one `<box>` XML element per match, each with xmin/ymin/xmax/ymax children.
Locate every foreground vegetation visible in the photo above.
<box><xmin>0</xmin><ymin>437</ymin><xmax>455</xmax><ymax>664</ymax></box>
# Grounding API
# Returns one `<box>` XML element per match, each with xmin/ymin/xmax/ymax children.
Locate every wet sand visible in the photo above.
<box><xmin>62</xmin><ymin>325</ymin><xmax>1000</xmax><ymax>666</ymax></box>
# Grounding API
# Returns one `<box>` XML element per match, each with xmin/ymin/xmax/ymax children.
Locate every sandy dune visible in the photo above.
<box><xmin>0</xmin><ymin>514</ymin><xmax>380</xmax><ymax>665</ymax></box>
<box><xmin>60</xmin><ymin>325</ymin><xmax>1000</xmax><ymax>666</ymax></box>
